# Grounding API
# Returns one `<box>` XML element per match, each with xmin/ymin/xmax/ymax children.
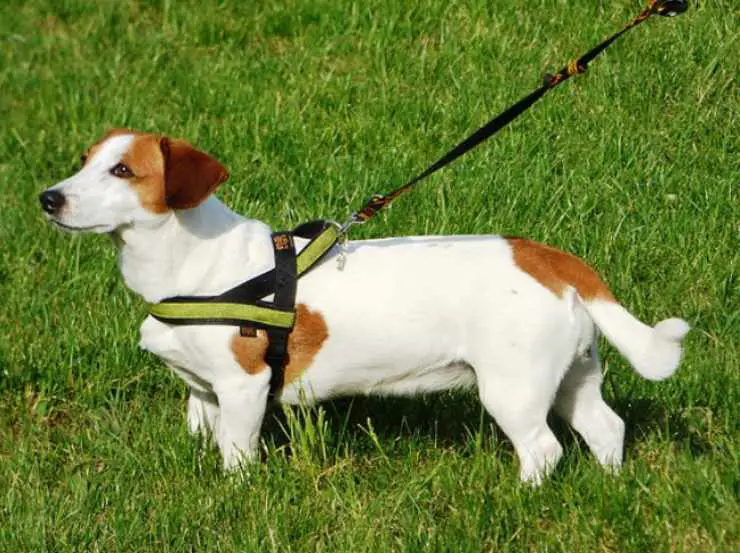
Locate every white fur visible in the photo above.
<box><xmin>42</xmin><ymin>134</ymin><xmax>690</xmax><ymax>483</ymax></box>
<box><xmin>46</xmin><ymin>135</ymin><xmax>163</xmax><ymax>233</ymax></box>
<box><xmin>584</xmin><ymin>301</ymin><xmax>689</xmax><ymax>381</ymax></box>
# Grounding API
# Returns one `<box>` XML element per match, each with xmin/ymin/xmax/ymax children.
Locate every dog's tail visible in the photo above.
<box><xmin>505</xmin><ymin>236</ymin><xmax>688</xmax><ymax>380</ymax></box>
<box><xmin>584</xmin><ymin>299</ymin><xmax>689</xmax><ymax>381</ymax></box>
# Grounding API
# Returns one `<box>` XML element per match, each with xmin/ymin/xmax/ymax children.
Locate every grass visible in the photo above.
<box><xmin>0</xmin><ymin>0</ymin><xmax>737</xmax><ymax>550</ymax></box>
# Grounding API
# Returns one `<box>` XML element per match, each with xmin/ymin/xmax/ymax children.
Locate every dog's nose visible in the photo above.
<box><xmin>39</xmin><ymin>190</ymin><xmax>66</xmax><ymax>214</ymax></box>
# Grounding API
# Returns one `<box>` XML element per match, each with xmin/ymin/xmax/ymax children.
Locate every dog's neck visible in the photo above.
<box><xmin>116</xmin><ymin>197</ymin><xmax>275</xmax><ymax>303</ymax></box>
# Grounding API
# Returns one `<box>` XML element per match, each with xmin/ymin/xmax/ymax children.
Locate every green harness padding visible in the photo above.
<box><xmin>149</xmin><ymin>301</ymin><xmax>296</xmax><ymax>328</ymax></box>
<box><xmin>148</xmin><ymin>221</ymin><xmax>340</xmax><ymax>330</ymax></box>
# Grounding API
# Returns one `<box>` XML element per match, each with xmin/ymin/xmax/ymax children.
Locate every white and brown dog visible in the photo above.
<box><xmin>40</xmin><ymin>130</ymin><xmax>689</xmax><ymax>483</ymax></box>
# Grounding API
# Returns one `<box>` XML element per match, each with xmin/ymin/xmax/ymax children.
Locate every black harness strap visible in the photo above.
<box><xmin>264</xmin><ymin>231</ymin><xmax>297</xmax><ymax>393</ymax></box>
<box><xmin>206</xmin><ymin>221</ymin><xmax>337</xmax><ymax>307</ymax></box>
<box><xmin>151</xmin><ymin>222</ymin><xmax>337</xmax><ymax>323</ymax></box>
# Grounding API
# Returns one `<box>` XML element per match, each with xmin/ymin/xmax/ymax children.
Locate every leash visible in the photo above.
<box><xmin>150</xmin><ymin>0</ymin><xmax>687</xmax><ymax>398</ymax></box>
<box><xmin>338</xmin><ymin>0</ymin><xmax>688</xmax><ymax>234</ymax></box>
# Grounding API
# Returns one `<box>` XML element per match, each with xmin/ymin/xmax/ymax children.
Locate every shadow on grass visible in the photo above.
<box><xmin>261</xmin><ymin>392</ymin><xmax>504</xmax><ymax>457</ymax></box>
<box><xmin>260</xmin><ymin>392</ymin><xmax>714</xmax><ymax>461</ymax></box>
<box><xmin>615</xmin><ymin>397</ymin><xmax>714</xmax><ymax>457</ymax></box>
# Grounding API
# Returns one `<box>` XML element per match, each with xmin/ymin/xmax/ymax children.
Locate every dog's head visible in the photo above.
<box><xmin>39</xmin><ymin>129</ymin><xmax>229</xmax><ymax>233</ymax></box>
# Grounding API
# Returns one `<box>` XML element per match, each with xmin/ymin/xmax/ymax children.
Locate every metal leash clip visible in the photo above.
<box><xmin>337</xmin><ymin>211</ymin><xmax>364</xmax><ymax>236</ymax></box>
<box><xmin>333</xmin><ymin>214</ymin><xmax>361</xmax><ymax>271</ymax></box>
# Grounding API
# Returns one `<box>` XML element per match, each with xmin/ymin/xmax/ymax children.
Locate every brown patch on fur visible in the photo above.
<box><xmin>230</xmin><ymin>304</ymin><xmax>329</xmax><ymax>386</ymax></box>
<box><xmin>121</xmin><ymin>134</ymin><xmax>169</xmax><ymax>213</ymax></box>
<box><xmin>507</xmin><ymin>237</ymin><xmax>615</xmax><ymax>301</ymax></box>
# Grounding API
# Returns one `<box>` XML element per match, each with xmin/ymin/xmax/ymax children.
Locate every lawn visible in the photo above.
<box><xmin>0</xmin><ymin>0</ymin><xmax>737</xmax><ymax>551</ymax></box>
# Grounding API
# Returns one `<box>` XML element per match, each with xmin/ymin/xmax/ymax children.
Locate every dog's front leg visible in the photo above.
<box><xmin>187</xmin><ymin>388</ymin><xmax>220</xmax><ymax>439</ymax></box>
<box><xmin>213</xmin><ymin>370</ymin><xmax>270</xmax><ymax>470</ymax></box>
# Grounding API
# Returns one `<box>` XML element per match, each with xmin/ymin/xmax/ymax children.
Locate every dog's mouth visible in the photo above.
<box><xmin>49</xmin><ymin>218</ymin><xmax>111</xmax><ymax>233</ymax></box>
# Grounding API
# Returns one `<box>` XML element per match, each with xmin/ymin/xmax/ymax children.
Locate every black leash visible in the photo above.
<box><xmin>340</xmin><ymin>0</ymin><xmax>687</xmax><ymax>232</ymax></box>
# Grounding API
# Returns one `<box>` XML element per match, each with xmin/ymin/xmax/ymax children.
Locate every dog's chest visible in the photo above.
<box><xmin>138</xmin><ymin>316</ymin><xmax>234</xmax><ymax>392</ymax></box>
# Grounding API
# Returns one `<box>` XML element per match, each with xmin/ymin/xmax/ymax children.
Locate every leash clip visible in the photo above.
<box><xmin>338</xmin><ymin>205</ymin><xmax>373</xmax><ymax>237</ymax></box>
<box><xmin>331</xmin><ymin>217</ymin><xmax>357</xmax><ymax>271</ymax></box>
<box><xmin>334</xmin><ymin>191</ymin><xmax>384</xmax><ymax>269</ymax></box>
<box><xmin>338</xmin><ymin>212</ymin><xmax>362</xmax><ymax>235</ymax></box>
<box><xmin>336</xmin><ymin>231</ymin><xmax>349</xmax><ymax>271</ymax></box>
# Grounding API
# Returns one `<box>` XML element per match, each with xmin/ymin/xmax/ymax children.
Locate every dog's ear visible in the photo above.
<box><xmin>159</xmin><ymin>137</ymin><xmax>229</xmax><ymax>210</ymax></box>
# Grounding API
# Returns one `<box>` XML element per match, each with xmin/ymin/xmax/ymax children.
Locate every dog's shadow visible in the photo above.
<box><xmin>261</xmin><ymin>392</ymin><xmax>713</xmax><ymax>462</ymax></box>
<box><xmin>612</xmin><ymin>396</ymin><xmax>714</xmax><ymax>457</ymax></box>
<box><xmin>262</xmin><ymin>393</ymin><xmax>491</xmax><ymax>457</ymax></box>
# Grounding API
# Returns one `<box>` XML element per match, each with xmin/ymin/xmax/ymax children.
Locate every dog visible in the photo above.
<box><xmin>39</xmin><ymin>129</ymin><xmax>689</xmax><ymax>483</ymax></box>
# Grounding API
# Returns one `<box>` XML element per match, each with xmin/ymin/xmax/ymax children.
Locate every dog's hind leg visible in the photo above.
<box><xmin>473</xmin><ymin>354</ymin><xmax>566</xmax><ymax>485</ymax></box>
<box><xmin>554</xmin><ymin>344</ymin><xmax>625</xmax><ymax>471</ymax></box>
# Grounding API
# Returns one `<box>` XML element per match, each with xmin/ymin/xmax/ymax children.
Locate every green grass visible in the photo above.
<box><xmin>1</xmin><ymin>0</ymin><xmax>738</xmax><ymax>550</ymax></box>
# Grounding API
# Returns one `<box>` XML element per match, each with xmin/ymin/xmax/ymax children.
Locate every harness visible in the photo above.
<box><xmin>149</xmin><ymin>0</ymin><xmax>687</xmax><ymax>397</ymax></box>
<box><xmin>149</xmin><ymin>221</ymin><xmax>340</xmax><ymax>394</ymax></box>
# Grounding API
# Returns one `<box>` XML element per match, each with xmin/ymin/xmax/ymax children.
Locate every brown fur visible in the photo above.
<box><xmin>230</xmin><ymin>304</ymin><xmax>329</xmax><ymax>386</ymax></box>
<box><xmin>160</xmin><ymin>137</ymin><xmax>229</xmax><ymax>210</ymax></box>
<box><xmin>121</xmin><ymin>134</ymin><xmax>169</xmax><ymax>213</ymax></box>
<box><xmin>507</xmin><ymin>237</ymin><xmax>615</xmax><ymax>301</ymax></box>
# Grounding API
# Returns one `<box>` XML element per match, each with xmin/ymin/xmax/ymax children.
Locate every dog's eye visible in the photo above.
<box><xmin>110</xmin><ymin>163</ymin><xmax>134</xmax><ymax>178</ymax></box>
